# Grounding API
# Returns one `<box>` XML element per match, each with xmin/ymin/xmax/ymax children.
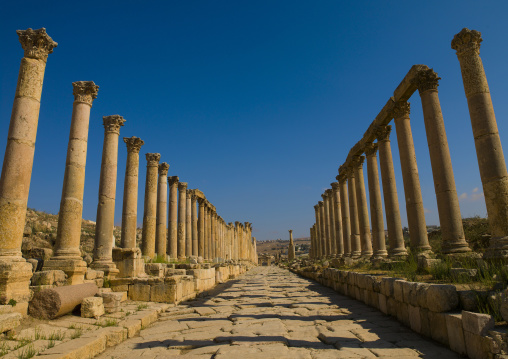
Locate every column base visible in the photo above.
<box><xmin>43</xmin><ymin>258</ymin><xmax>87</xmax><ymax>285</ymax></box>
<box><xmin>372</xmin><ymin>250</ymin><xmax>388</xmax><ymax>260</ymax></box>
<box><xmin>350</xmin><ymin>251</ymin><xmax>361</xmax><ymax>259</ymax></box>
<box><xmin>441</xmin><ymin>239</ymin><xmax>472</xmax><ymax>255</ymax></box>
<box><xmin>112</xmin><ymin>248</ymin><xmax>145</xmax><ymax>278</ymax></box>
<box><xmin>0</xmin><ymin>258</ymin><xmax>33</xmax><ymax>315</ymax></box>
<box><xmin>389</xmin><ymin>247</ymin><xmax>408</xmax><ymax>258</ymax></box>
<box><xmin>90</xmin><ymin>261</ymin><xmax>119</xmax><ymax>279</ymax></box>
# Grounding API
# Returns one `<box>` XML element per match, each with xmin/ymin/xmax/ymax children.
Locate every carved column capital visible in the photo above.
<box><xmin>351</xmin><ymin>155</ymin><xmax>365</xmax><ymax>168</ymax></box>
<box><xmin>337</xmin><ymin>167</ymin><xmax>348</xmax><ymax>183</ymax></box>
<box><xmin>158</xmin><ymin>162</ymin><xmax>169</xmax><ymax>175</ymax></box>
<box><xmin>331</xmin><ymin>182</ymin><xmax>340</xmax><ymax>191</ymax></box>
<box><xmin>72</xmin><ymin>81</ymin><xmax>99</xmax><ymax>106</ymax></box>
<box><xmin>364</xmin><ymin>142</ymin><xmax>378</xmax><ymax>157</ymax></box>
<box><xmin>123</xmin><ymin>136</ymin><xmax>144</xmax><ymax>153</ymax></box>
<box><xmin>103</xmin><ymin>115</ymin><xmax>125</xmax><ymax>134</ymax></box>
<box><xmin>168</xmin><ymin>176</ymin><xmax>179</xmax><ymax>185</ymax></box>
<box><xmin>321</xmin><ymin>192</ymin><xmax>328</xmax><ymax>200</ymax></box>
<box><xmin>325</xmin><ymin>188</ymin><xmax>333</xmax><ymax>196</ymax></box>
<box><xmin>145</xmin><ymin>153</ymin><xmax>161</xmax><ymax>166</ymax></box>
<box><xmin>289</xmin><ymin>229</ymin><xmax>293</xmax><ymax>234</ymax></box>
<box><xmin>391</xmin><ymin>101</ymin><xmax>411</xmax><ymax>119</ymax></box>
<box><xmin>178</xmin><ymin>182</ymin><xmax>188</xmax><ymax>191</ymax></box>
<box><xmin>451</xmin><ymin>28</ymin><xmax>482</xmax><ymax>56</ymax></box>
<box><xmin>314</xmin><ymin>204</ymin><xmax>319</xmax><ymax>211</ymax></box>
<box><xmin>318</xmin><ymin>201</ymin><xmax>324</xmax><ymax>207</ymax></box>
<box><xmin>413</xmin><ymin>69</ymin><xmax>441</xmax><ymax>94</ymax></box>
<box><xmin>374</xmin><ymin>125</ymin><xmax>392</xmax><ymax>142</ymax></box>
<box><xmin>197</xmin><ymin>197</ymin><xmax>206</xmax><ymax>206</ymax></box>
<box><xmin>16</xmin><ymin>28</ymin><xmax>58</xmax><ymax>62</ymax></box>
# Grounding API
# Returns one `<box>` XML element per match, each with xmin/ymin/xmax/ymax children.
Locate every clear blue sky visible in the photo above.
<box><xmin>1</xmin><ymin>1</ymin><xmax>507</xmax><ymax>241</ymax></box>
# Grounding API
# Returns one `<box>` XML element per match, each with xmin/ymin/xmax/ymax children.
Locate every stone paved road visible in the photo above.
<box><xmin>98</xmin><ymin>266</ymin><xmax>460</xmax><ymax>358</ymax></box>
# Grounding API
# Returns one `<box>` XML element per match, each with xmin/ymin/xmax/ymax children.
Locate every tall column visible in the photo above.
<box><xmin>197</xmin><ymin>198</ymin><xmax>205</xmax><ymax>258</ymax></box>
<box><xmin>177</xmin><ymin>182</ymin><xmax>188</xmax><ymax>260</ymax></box>
<box><xmin>313</xmin><ymin>205</ymin><xmax>321</xmax><ymax>258</ymax></box>
<box><xmin>186</xmin><ymin>191</ymin><xmax>192</xmax><ymax>257</ymax></box>
<box><xmin>331</xmin><ymin>182</ymin><xmax>344</xmax><ymax>257</ymax></box>
<box><xmin>347</xmin><ymin>166</ymin><xmax>361</xmax><ymax>258</ymax></box>
<box><xmin>365</xmin><ymin>143</ymin><xmax>388</xmax><ymax>259</ymax></box>
<box><xmin>45</xmin><ymin>81</ymin><xmax>98</xmax><ymax>284</ymax></box>
<box><xmin>140</xmin><ymin>153</ymin><xmax>160</xmax><ymax>259</ymax></box>
<box><xmin>167</xmin><ymin>176</ymin><xmax>179</xmax><ymax>259</ymax></box>
<box><xmin>393</xmin><ymin>101</ymin><xmax>432</xmax><ymax>253</ymax></box>
<box><xmin>155</xmin><ymin>162</ymin><xmax>169</xmax><ymax>257</ymax></box>
<box><xmin>338</xmin><ymin>172</ymin><xmax>351</xmax><ymax>257</ymax></box>
<box><xmin>211</xmin><ymin>211</ymin><xmax>216</xmax><ymax>260</ymax></box>
<box><xmin>326</xmin><ymin>189</ymin><xmax>337</xmax><ymax>256</ymax></box>
<box><xmin>288</xmin><ymin>229</ymin><xmax>295</xmax><ymax>261</ymax></box>
<box><xmin>321</xmin><ymin>193</ymin><xmax>331</xmax><ymax>257</ymax></box>
<box><xmin>191</xmin><ymin>193</ymin><xmax>198</xmax><ymax>256</ymax></box>
<box><xmin>353</xmin><ymin>156</ymin><xmax>373</xmax><ymax>258</ymax></box>
<box><xmin>207</xmin><ymin>205</ymin><xmax>212</xmax><ymax>260</ymax></box>
<box><xmin>0</xmin><ymin>29</ymin><xmax>57</xmax><ymax>311</ymax></box>
<box><xmin>375</xmin><ymin>126</ymin><xmax>407</xmax><ymax>257</ymax></box>
<box><xmin>91</xmin><ymin>115</ymin><xmax>125</xmax><ymax>277</ymax></box>
<box><xmin>452</xmin><ymin>29</ymin><xmax>507</xmax><ymax>259</ymax></box>
<box><xmin>120</xmin><ymin>137</ymin><xmax>144</xmax><ymax>249</ymax></box>
<box><xmin>318</xmin><ymin>202</ymin><xmax>326</xmax><ymax>257</ymax></box>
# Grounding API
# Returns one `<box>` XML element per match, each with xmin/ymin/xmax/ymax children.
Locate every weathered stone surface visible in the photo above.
<box><xmin>81</xmin><ymin>296</ymin><xmax>105</xmax><ymax>319</ymax></box>
<box><xmin>426</xmin><ymin>284</ymin><xmax>458</xmax><ymax>312</ymax></box>
<box><xmin>462</xmin><ymin>310</ymin><xmax>495</xmax><ymax>336</ymax></box>
<box><xmin>445</xmin><ymin>313</ymin><xmax>467</xmax><ymax>356</ymax></box>
<box><xmin>0</xmin><ymin>312</ymin><xmax>22</xmax><ymax>333</ymax></box>
<box><xmin>31</xmin><ymin>270</ymin><xmax>67</xmax><ymax>286</ymax></box>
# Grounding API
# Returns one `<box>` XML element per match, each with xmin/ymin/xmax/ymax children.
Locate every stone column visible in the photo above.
<box><xmin>321</xmin><ymin>193</ymin><xmax>330</xmax><ymax>257</ymax></box>
<box><xmin>140</xmin><ymin>153</ymin><xmax>160</xmax><ymax>259</ymax></box>
<box><xmin>375</xmin><ymin>126</ymin><xmax>407</xmax><ymax>258</ymax></box>
<box><xmin>393</xmin><ymin>101</ymin><xmax>432</xmax><ymax>253</ymax></box>
<box><xmin>353</xmin><ymin>156</ymin><xmax>373</xmax><ymax>258</ymax></box>
<box><xmin>331</xmin><ymin>182</ymin><xmax>344</xmax><ymax>257</ymax></box>
<box><xmin>347</xmin><ymin>166</ymin><xmax>361</xmax><ymax>258</ymax></box>
<box><xmin>211</xmin><ymin>210</ymin><xmax>216</xmax><ymax>260</ymax></box>
<box><xmin>186</xmin><ymin>191</ymin><xmax>192</xmax><ymax>257</ymax></box>
<box><xmin>191</xmin><ymin>193</ymin><xmax>198</xmax><ymax>256</ymax></box>
<box><xmin>313</xmin><ymin>205</ymin><xmax>322</xmax><ymax>258</ymax></box>
<box><xmin>91</xmin><ymin>115</ymin><xmax>125</xmax><ymax>277</ymax></box>
<box><xmin>207</xmin><ymin>205</ymin><xmax>212</xmax><ymax>260</ymax></box>
<box><xmin>45</xmin><ymin>81</ymin><xmax>98</xmax><ymax>284</ymax></box>
<box><xmin>167</xmin><ymin>176</ymin><xmax>179</xmax><ymax>259</ymax></box>
<box><xmin>197</xmin><ymin>198</ymin><xmax>205</xmax><ymax>259</ymax></box>
<box><xmin>0</xmin><ymin>29</ymin><xmax>57</xmax><ymax>311</ymax></box>
<box><xmin>326</xmin><ymin>189</ymin><xmax>337</xmax><ymax>256</ymax></box>
<box><xmin>155</xmin><ymin>162</ymin><xmax>169</xmax><ymax>257</ymax></box>
<box><xmin>452</xmin><ymin>29</ymin><xmax>507</xmax><ymax>258</ymax></box>
<box><xmin>318</xmin><ymin>201</ymin><xmax>326</xmax><ymax>257</ymax></box>
<box><xmin>177</xmin><ymin>182</ymin><xmax>188</xmax><ymax>260</ymax></box>
<box><xmin>288</xmin><ymin>230</ymin><xmax>295</xmax><ymax>261</ymax></box>
<box><xmin>365</xmin><ymin>143</ymin><xmax>388</xmax><ymax>259</ymax></box>
<box><xmin>338</xmin><ymin>172</ymin><xmax>351</xmax><ymax>257</ymax></box>
<box><xmin>120</xmin><ymin>137</ymin><xmax>144</xmax><ymax>249</ymax></box>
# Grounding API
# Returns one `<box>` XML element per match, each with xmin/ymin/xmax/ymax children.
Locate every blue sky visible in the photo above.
<box><xmin>1</xmin><ymin>1</ymin><xmax>507</xmax><ymax>241</ymax></box>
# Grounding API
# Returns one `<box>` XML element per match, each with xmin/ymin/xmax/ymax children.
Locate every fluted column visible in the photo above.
<box><xmin>197</xmin><ymin>198</ymin><xmax>205</xmax><ymax>258</ymax></box>
<box><xmin>45</xmin><ymin>82</ymin><xmax>98</xmax><ymax>283</ymax></box>
<box><xmin>120</xmin><ymin>137</ymin><xmax>144</xmax><ymax>249</ymax></box>
<box><xmin>331</xmin><ymin>182</ymin><xmax>344</xmax><ymax>257</ymax></box>
<box><xmin>313</xmin><ymin>205</ymin><xmax>321</xmax><ymax>258</ymax></box>
<box><xmin>338</xmin><ymin>172</ymin><xmax>351</xmax><ymax>257</ymax></box>
<box><xmin>155</xmin><ymin>162</ymin><xmax>169</xmax><ymax>257</ymax></box>
<box><xmin>347</xmin><ymin>166</ymin><xmax>361</xmax><ymax>258</ymax></box>
<box><xmin>365</xmin><ymin>143</ymin><xmax>387</xmax><ymax>259</ymax></box>
<box><xmin>186</xmin><ymin>191</ymin><xmax>192</xmax><ymax>257</ymax></box>
<box><xmin>177</xmin><ymin>182</ymin><xmax>188</xmax><ymax>260</ymax></box>
<box><xmin>451</xmin><ymin>29</ymin><xmax>506</xmax><ymax>259</ymax></box>
<box><xmin>91</xmin><ymin>115</ymin><xmax>125</xmax><ymax>276</ymax></box>
<box><xmin>191</xmin><ymin>193</ymin><xmax>198</xmax><ymax>256</ymax></box>
<box><xmin>167</xmin><ymin>176</ymin><xmax>179</xmax><ymax>259</ymax></box>
<box><xmin>141</xmin><ymin>153</ymin><xmax>160</xmax><ymax>259</ymax></box>
<box><xmin>375</xmin><ymin>126</ymin><xmax>407</xmax><ymax>257</ymax></box>
<box><xmin>393</xmin><ymin>101</ymin><xmax>432</xmax><ymax>253</ymax></box>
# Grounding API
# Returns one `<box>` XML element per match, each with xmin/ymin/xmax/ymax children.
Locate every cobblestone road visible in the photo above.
<box><xmin>98</xmin><ymin>266</ymin><xmax>460</xmax><ymax>358</ymax></box>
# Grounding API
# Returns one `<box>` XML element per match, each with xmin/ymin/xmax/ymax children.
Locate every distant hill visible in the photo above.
<box><xmin>256</xmin><ymin>237</ymin><xmax>310</xmax><ymax>256</ymax></box>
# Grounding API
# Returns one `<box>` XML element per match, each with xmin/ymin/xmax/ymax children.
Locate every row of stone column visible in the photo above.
<box><xmin>311</xmin><ymin>28</ymin><xmax>507</xmax><ymax>261</ymax></box>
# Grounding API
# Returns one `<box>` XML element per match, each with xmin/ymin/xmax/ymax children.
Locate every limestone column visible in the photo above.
<box><xmin>155</xmin><ymin>162</ymin><xmax>169</xmax><ymax>257</ymax></box>
<box><xmin>347</xmin><ymin>166</ymin><xmax>361</xmax><ymax>258</ymax></box>
<box><xmin>45</xmin><ymin>81</ymin><xmax>98</xmax><ymax>283</ymax></box>
<box><xmin>338</xmin><ymin>172</ymin><xmax>351</xmax><ymax>257</ymax></box>
<box><xmin>313</xmin><ymin>205</ymin><xmax>322</xmax><ymax>258</ymax></box>
<box><xmin>120</xmin><ymin>137</ymin><xmax>144</xmax><ymax>249</ymax></box>
<box><xmin>140</xmin><ymin>153</ymin><xmax>160</xmax><ymax>259</ymax></box>
<box><xmin>191</xmin><ymin>193</ymin><xmax>198</xmax><ymax>256</ymax></box>
<box><xmin>167</xmin><ymin>176</ymin><xmax>179</xmax><ymax>259</ymax></box>
<box><xmin>177</xmin><ymin>182</ymin><xmax>188</xmax><ymax>260</ymax></box>
<box><xmin>353</xmin><ymin>156</ymin><xmax>373</xmax><ymax>258</ymax></box>
<box><xmin>375</xmin><ymin>126</ymin><xmax>407</xmax><ymax>258</ymax></box>
<box><xmin>309</xmin><ymin>226</ymin><xmax>314</xmax><ymax>259</ymax></box>
<box><xmin>326</xmin><ymin>189</ymin><xmax>337</xmax><ymax>256</ymax></box>
<box><xmin>288</xmin><ymin>230</ymin><xmax>295</xmax><ymax>261</ymax></box>
<box><xmin>197</xmin><ymin>198</ymin><xmax>205</xmax><ymax>258</ymax></box>
<box><xmin>331</xmin><ymin>182</ymin><xmax>344</xmax><ymax>257</ymax></box>
<box><xmin>0</xmin><ymin>29</ymin><xmax>57</xmax><ymax>310</ymax></box>
<box><xmin>207</xmin><ymin>205</ymin><xmax>213</xmax><ymax>260</ymax></box>
<box><xmin>91</xmin><ymin>115</ymin><xmax>125</xmax><ymax>277</ymax></box>
<box><xmin>318</xmin><ymin>201</ymin><xmax>326</xmax><ymax>257</ymax></box>
<box><xmin>393</xmin><ymin>101</ymin><xmax>432</xmax><ymax>253</ymax></box>
<box><xmin>365</xmin><ymin>143</ymin><xmax>388</xmax><ymax>259</ymax></box>
<box><xmin>452</xmin><ymin>29</ymin><xmax>508</xmax><ymax>258</ymax></box>
<box><xmin>186</xmin><ymin>191</ymin><xmax>192</xmax><ymax>257</ymax></box>
<box><xmin>211</xmin><ymin>210</ymin><xmax>216</xmax><ymax>260</ymax></box>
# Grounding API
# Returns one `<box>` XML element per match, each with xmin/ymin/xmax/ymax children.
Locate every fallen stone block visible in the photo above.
<box><xmin>0</xmin><ymin>312</ymin><xmax>22</xmax><ymax>333</ymax></box>
<box><xmin>31</xmin><ymin>270</ymin><xmax>67</xmax><ymax>286</ymax></box>
<box><xmin>81</xmin><ymin>297</ymin><xmax>104</xmax><ymax>319</ymax></box>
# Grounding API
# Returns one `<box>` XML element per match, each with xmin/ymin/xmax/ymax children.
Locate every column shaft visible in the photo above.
<box><xmin>192</xmin><ymin>195</ymin><xmax>198</xmax><ymax>256</ymax></box>
<box><xmin>167</xmin><ymin>176</ymin><xmax>179</xmax><ymax>259</ymax></box>
<box><xmin>331</xmin><ymin>183</ymin><xmax>344</xmax><ymax>257</ymax></box>
<box><xmin>186</xmin><ymin>192</ymin><xmax>192</xmax><ymax>257</ymax></box>
<box><xmin>141</xmin><ymin>153</ymin><xmax>160</xmax><ymax>258</ymax></box>
<box><xmin>347</xmin><ymin>169</ymin><xmax>361</xmax><ymax>258</ymax></box>
<box><xmin>198</xmin><ymin>199</ymin><xmax>205</xmax><ymax>258</ymax></box>
<box><xmin>177</xmin><ymin>182</ymin><xmax>187</xmax><ymax>260</ymax></box>
<box><xmin>155</xmin><ymin>163</ymin><xmax>169</xmax><ymax>257</ymax></box>
<box><xmin>353</xmin><ymin>156</ymin><xmax>373</xmax><ymax>257</ymax></box>
<box><xmin>338</xmin><ymin>174</ymin><xmax>351</xmax><ymax>257</ymax></box>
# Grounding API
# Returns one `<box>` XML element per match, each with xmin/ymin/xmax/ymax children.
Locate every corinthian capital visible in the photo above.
<box><xmin>374</xmin><ymin>125</ymin><xmax>392</xmax><ymax>142</ymax></box>
<box><xmin>178</xmin><ymin>182</ymin><xmax>188</xmax><ymax>191</ymax></box>
<box><xmin>331</xmin><ymin>182</ymin><xmax>340</xmax><ymax>191</ymax></box>
<box><xmin>314</xmin><ymin>204</ymin><xmax>319</xmax><ymax>211</ymax></box>
<box><xmin>168</xmin><ymin>176</ymin><xmax>179</xmax><ymax>186</ymax></box>
<box><xmin>158</xmin><ymin>162</ymin><xmax>170</xmax><ymax>176</ymax></box>
<box><xmin>451</xmin><ymin>28</ymin><xmax>482</xmax><ymax>56</ymax></box>
<box><xmin>103</xmin><ymin>115</ymin><xmax>125</xmax><ymax>134</ymax></box>
<box><xmin>145</xmin><ymin>153</ymin><xmax>161</xmax><ymax>166</ymax></box>
<box><xmin>318</xmin><ymin>201</ymin><xmax>324</xmax><ymax>207</ymax></box>
<box><xmin>72</xmin><ymin>81</ymin><xmax>99</xmax><ymax>106</ymax></box>
<box><xmin>351</xmin><ymin>155</ymin><xmax>365</xmax><ymax>168</ymax></box>
<box><xmin>364</xmin><ymin>142</ymin><xmax>378</xmax><ymax>157</ymax></box>
<box><xmin>16</xmin><ymin>28</ymin><xmax>58</xmax><ymax>62</ymax></box>
<box><xmin>412</xmin><ymin>69</ymin><xmax>440</xmax><ymax>94</ymax></box>
<box><xmin>124</xmin><ymin>136</ymin><xmax>144</xmax><ymax>153</ymax></box>
<box><xmin>391</xmin><ymin>101</ymin><xmax>410</xmax><ymax>119</ymax></box>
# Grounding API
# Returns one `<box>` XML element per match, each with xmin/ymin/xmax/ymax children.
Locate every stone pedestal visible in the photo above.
<box><xmin>156</xmin><ymin>163</ymin><xmax>169</xmax><ymax>257</ymax></box>
<box><xmin>141</xmin><ymin>153</ymin><xmax>160</xmax><ymax>259</ymax></box>
<box><xmin>112</xmin><ymin>248</ymin><xmax>144</xmax><ymax>278</ymax></box>
<box><xmin>168</xmin><ymin>176</ymin><xmax>179</xmax><ymax>259</ymax></box>
<box><xmin>91</xmin><ymin>115</ymin><xmax>125</xmax><ymax>278</ymax></box>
